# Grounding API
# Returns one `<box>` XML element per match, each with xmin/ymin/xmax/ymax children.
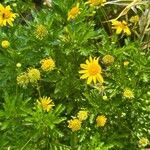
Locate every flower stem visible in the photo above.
<box><xmin>36</xmin><ymin>83</ymin><xmax>41</xmax><ymax>98</ymax></box>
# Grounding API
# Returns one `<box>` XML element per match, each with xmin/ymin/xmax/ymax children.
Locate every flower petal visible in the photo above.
<box><xmin>79</xmin><ymin>70</ymin><xmax>88</xmax><ymax>74</ymax></box>
<box><xmin>80</xmin><ymin>73</ymin><xmax>89</xmax><ymax>79</ymax></box>
<box><xmin>116</xmin><ymin>27</ymin><xmax>122</xmax><ymax>34</ymax></box>
<box><xmin>124</xmin><ymin>27</ymin><xmax>131</xmax><ymax>35</ymax></box>
<box><xmin>97</xmin><ymin>74</ymin><xmax>104</xmax><ymax>83</ymax></box>
<box><xmin>80</xmin><ymin>64</ymin><xmax>88</xmax><ymax>69</ymax></box>
<box><xmin>87</xmin><ymin>76</ymin><xmax>92</xmax><ymax>84</ymax></box>
<box><xmin>93</xmin><ymin>76</ymin><xmax>97</xmax><ymax>84</ymax></box>
<box><xmin>86</xmin><ymin>59</ymin><xmax>90</xmax><ymax>64</ymax></box>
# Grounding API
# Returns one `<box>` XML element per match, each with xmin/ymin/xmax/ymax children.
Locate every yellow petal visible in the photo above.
<box><xmin>3</xmin><ymin>20</ymin><xmax>6</xmax><ymax>26</ymax></box>
<box><xmin>116</xmin><ymin>27</ymin><xmax>122</xmax><ymax>34</ymax></box>
<box><xmin>87</xmin><ymin>76</ymin><xmax>92</xmax><ymax>84</ymax></box>
<box><xmin>93</xmin><ymin>57</ymin><xmax>98</xmax><ymax>63</ymax></box>
<box><xmin>12</xmin><ymin>14</ymin><xmax>16</xmax><ymax>18</ymax></box>
<box><xmin>0</xmin><ymin>4</ymin><xmax>4</xmax><ymax>10</ymax></box>
<box><xmin>112</xmin><ymin>20</ymin><xmax>120</xmax><ymax>25</ymax></box>
<box><xmin>93</xmin><ymin>76</ymin><xmax>97</xmax><ymax>84</ymax></box>
<box><xmin>97</xmin><ymin>74</ymin><xmax>104</xmax><ymax>83</ymax></box>
<box><xmin>80</xmin><ymin>64</ymin><xmax>88</xmax><ymax>69</ymax></box>
<box><xmin>8</xmin><ymin>20</ymin><xmax>13</xmax><ymax>26</ymax></box>
<box><xmin>86</xmin><ymin>59</ymin><xmax>90</xmax><ymax>64</ymax></box>
<box><xmin>89</xmin><ymin>56</ymin><xmax>93</xmax><ymax>62</ymax></box>
<box><xmin>124</xmin><ymin>27</ymin><xmax>131</xmax><ymax>35</ymax></box>
<box><xmin>122</xmin><ymin>20</ymin><xmax>127</xmax><ymax>25</ymax></box>
<box><xmin>80</xmin><ymin>73</ymin><xmax>89</xmax><ymax>79</ymax></box>
<box><xmin>6</xmin><ymin>5</ymin><xmax>11</xmax><ymax>10</ymax></box>
<box><xmin>79</xmin><ymin>70</ymin><xmax>88</xmax><ymax>74</ymax></box>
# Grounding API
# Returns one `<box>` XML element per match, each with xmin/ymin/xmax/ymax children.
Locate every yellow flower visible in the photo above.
<box><xmin>35</xmin><ymin>24</ymin><xmax>48</xmax><ymax>40</ymax></box>
<box><xmin>40</xmin><ymin>57</ymin><xmax>55</xmax><ymax>72</ymax></box>
<box><xmin>0</xmin><ymin>4</ymin><xmax>16</xmax><ymax>26</ymax></box>
<box><xmin>68</xmin><ymin>118</ymin><xmax>81</xmax><ymax>132</ymax></box>
<box><xmin>86</xmin><ymin>0</ymin><xmax>106</xmax><ymax>7</ymax></box>
<box><xmin>138</xmin><ymin>137</ymin><xmax>149</xmax><ymax>147</ymax></box>
<box><xmin>96</xmin><ymin>115</ymin><xmax>107</xmax><ymax>127</ymax></box>
<box><xmin>67</xmin><ymin>5</ymin><xmax>80</xmax><ymax>21</ymax></box>
<box><xmin>124</xmin><ymin>61</ymin><xmax>129</xmax><ymax>66</ymax></box>
<box><xmin>123</xmin><ymin>88</ymin><xmax>134</xmax><ymax>99</ymax></box>
<box><xmin>77</xmin><ymin>110</ymin><xmax>88</xmax><ymax>121</ymax></box>
<box><xmin>111</xmin><ymin>20</ymin><xmax>131</xmax><ymax>35</ymax></box>
<box><xmin>37</xmin><ymin>96</ymin><xmax>54</xmax><ymax>112</ymax></box>
<box><xmin>16</xmin><ymin>63</ymin><xmax>21</xmax><ymax>68</ymax></box>
<box><xmin>27</xmin><ymin>68</ymin><xmax>41</xmax><ymax>83</ymax></box>
<box><xmin>129</xmin><ymin>15</ymin><xmax>139</xmax><ymax>24</ymax></box>
<box><xmin>17</xmin><ymin>72</ymin><xmax>29</xmax><ymax>87</ymax></box>
<box><xmin>1</xmin><ymin>40</ymin><xmax>10</xmax><ymax>48</ymax></box>
<box><xmin>102</xmin><ymin>55</ymin><xmax>114</xmax><ymax>65</ymax></box>
<box><xmin>79</xmin><ymin>56</ymin><xmax>104</xmax><ymax>84</ymax></box>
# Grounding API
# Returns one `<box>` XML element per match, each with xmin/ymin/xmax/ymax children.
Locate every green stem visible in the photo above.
<box><xmin>70</xmin><ymin>132</ymin><xmax>77</xmax><ymax>150</ymax></box>
<box><xmin>36</xmin><ymin>83</ymin><xmax>41</xmax><ymax>98</ymax></box>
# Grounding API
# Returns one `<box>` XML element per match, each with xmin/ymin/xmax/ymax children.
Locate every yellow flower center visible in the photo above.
<box><xmin>88</xmin><ymin>63</ymin><xmax>101</xmax><ymax>76</ymax></box>
<box><xmin>2</xmin><ymin>11</ymin><xmax>10</xmax><ymax>19</ymax></box>
<box><xmin>41</xmin><ymin>100</ymin><xmax>49</xmax><ymax>110</ymax></box>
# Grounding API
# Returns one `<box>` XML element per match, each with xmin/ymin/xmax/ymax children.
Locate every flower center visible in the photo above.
<box><xmin>41</xmin><ymin>100</ymin><xmax>49</xmax><ymax>109</ymax></box>
<box><xmin>2</xmin><ymin>11</ymin><xmax>10</xmax><ymax>19</ymax></box>
<box><xmin>119</xmin><ymin>22</ymin><xmax>127</xmax><ymax>30</ymax></box>
<box><xmin>43</xmin><ymin>103</ymin><xmax>47</xmax><ymax>108</ymax></box>
<box><xmin>88</xmin><ymin>63</ymin><xmax>101</xmax><ymax>75</ymax></box>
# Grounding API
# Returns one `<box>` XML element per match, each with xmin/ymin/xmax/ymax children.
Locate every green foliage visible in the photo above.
<box><xmin>0</xmin><ymin>0</ymin><xmax>150</xmax><ymax>149</ymax></box>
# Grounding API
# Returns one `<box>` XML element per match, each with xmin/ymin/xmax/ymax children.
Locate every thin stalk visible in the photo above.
<box><xmin>36</xmin><ymin>83</ymin><xmax>41</xmax><ymax>98</ymax></box>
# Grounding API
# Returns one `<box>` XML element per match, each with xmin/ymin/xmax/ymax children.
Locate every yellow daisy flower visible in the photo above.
<box><xmin>77</xmin><ymin>110</ymin><xmax>88</xmax><ymax>121</ymax></box>
<box><xmin>129</xmin><ymin>15</ymin><xmax>139</xmax><ymax>24</ymax></box>
<box><xmin>138</xmin><ymin>137</ymin><xmax>149</xmax><ymax>147</ymax></box>
<box><xmin>40</xmin><ymin>57</ymin><xmax>55</xmax><ymax>72</ymax></box>
<box><xmin>86</xmin><ymin>0</ymin><xmax>106</xmax><ymax>7</ymax></box>
<box><xmin>96</xmin><ymin>115</ymin><xmax>107</xmax><ymax>127</ymax></box>
<box><xmin>67</xmin><ymin>5</ymin><xmax>80</xmax><ymax>21</ymax></box>
<box><xmin>17</xmin><ymin>72</ymin><xmax>29</xmax><ymax>87</ymax></box>
<box><xmin>79</xmin><ymin>56</ymin><xmax>104</xmax><ymax>84</ymax></box>
<box><xmin>27</xmin><ymin>68</ymin><xmax>41</xmax><ymax>83</ymax></box>
<box><xmin>34</xmin><ymin>24</ymin><xmax>48</xmax><ymax>40</ymax></box>
<box><xmin>1</xmin><ymin>40</ymin><xmax>10</xmax><ymax>48</ymax></box>
<box><xmin>102</xmin><ymin>55</ymin><xmax>114</xmax><ymax>65</ymax></box>
<box><xmin>37</xmin><ymin>96</ymin><xmax>54</xmax><ymax>112</ymax></box>
<box><xmin>123</xmin><ymin>88</ymin><xmax>134</xmax><ymax>99</ymax></box>
<box><xmin>68</xmin><ymin>118</ymin><xmax>81</xmax><ymax>132</ymax></box>
<box><xmin>111</xmin><ymin>20</ymin><xmax>131</xmax><ymax>36</ymax></box>
<box><xmin>0</xmin><ymin>4</ymin><xmax>16</xmax><ymax>26</ymax></box>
